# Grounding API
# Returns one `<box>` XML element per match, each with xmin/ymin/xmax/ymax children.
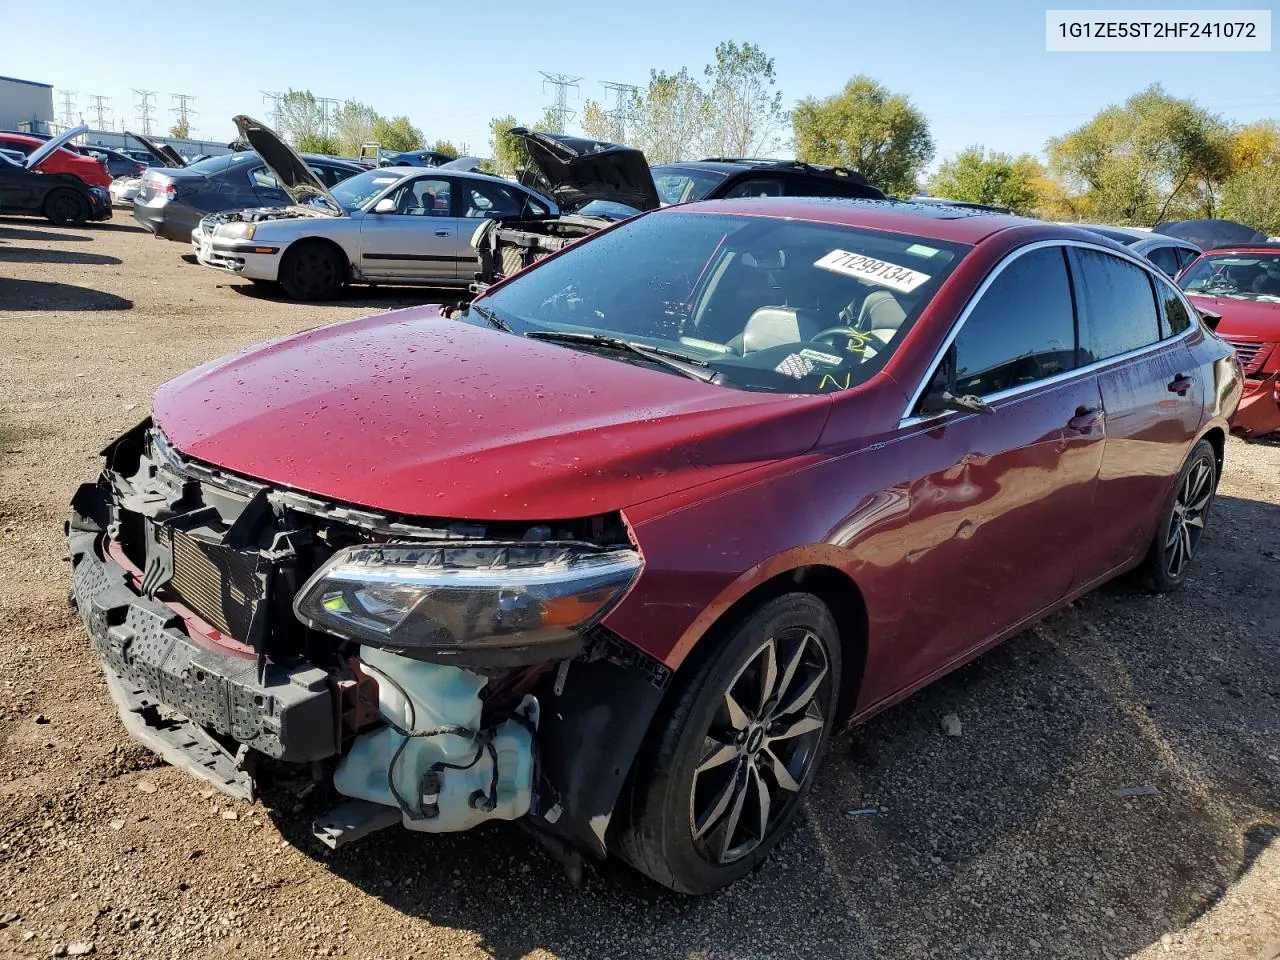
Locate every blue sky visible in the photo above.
<box><xmin>4</xmin><ymin>0</ymin><xmax>1276</xmax><ymax>166</ymax></box>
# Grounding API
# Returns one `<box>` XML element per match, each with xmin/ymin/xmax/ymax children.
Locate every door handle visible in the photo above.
<box><xmin>1067</xmin><ymin>404</ymin><xmax>1103</xmax><ymax>432</ymax></box>
<box><xmin>434</xmin><ymin>229</ymin><xmax>450</xmax><ymax>237</ymax></box>
<box><xmin>1167</xmin><ymin>374</ymin><xmax>1195</xmax><ymax>396</ymax></box>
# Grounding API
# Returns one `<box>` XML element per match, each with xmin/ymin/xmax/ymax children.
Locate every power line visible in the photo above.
<box><xmin>132</xmin><ymin>89</ymin><xmax>157</xmax><ymax>136</ymax></box>
<box><xmin>171</xmin><ymin>94</ymin><xmax>197</xmax><ymax>135</ymax></box>
<box><xmin>600</xmin><ymin>81</ymin><xmax>639</xmax><ymax>143</ymax></box>
<box><xmin>317</xmin><ymin>97</ymin><xmax>340</xmax><ymax>138</ymax></box>
<box><xmin>261</xmin><ymin>90</ymin><xmax>284</xmax><ymax>131</ymax></box>
<box><xmin>87</xmin><ymin>95</ymin><xmax>111</xmax><ymax>131</ymax></box>
<box><xmin>58</xmin><ymin>90</ymin><xmax>77</xmax><ymax>129</ymax></box>
<box><xmin>540</xmin><ymin>72</ymin><xmax>581</xmax><ymax>134</ymax></box>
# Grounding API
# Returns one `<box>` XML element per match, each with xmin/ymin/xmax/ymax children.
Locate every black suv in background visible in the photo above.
<box><xmin>651</xmin><ymin>158</ymin><xmax>884</xmax><ymax>204</ymax></box>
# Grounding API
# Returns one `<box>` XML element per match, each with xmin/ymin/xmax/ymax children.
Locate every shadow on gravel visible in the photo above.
<box><xmin>82</xmin><ymin>220</ymin><xmax>146</xmax><ymax>233</ymax></box>
<box><xmin>0</xmin><ymin>277</ymin><xmax>132</xmax><ymax>311</ymax></box>
<box><xmin>270</xmin><ymin>492</ymin><xmax>1279</xmax><ymax>960</ymax></box>
<box><xmin>228</xmin><ymin>281</ymin><xmax>467</xmax><ymax>311</ymax></box>
<box><xmin>0</xmin><ymin>246</ymin><xmax>122</xmax><ymax>266</ymax></box>
<box><xmin>0</xmin><ymin>224</ymin><xmax>93</xmax><ymax>243</ymax></box>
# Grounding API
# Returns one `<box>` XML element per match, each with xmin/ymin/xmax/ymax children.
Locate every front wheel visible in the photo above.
<box><xmin>1139</xmin><ymin>438</ymin><xmax>1218</xmax><ymax>592</ymax></box>
<box><xmin>44</xmin><ymin>188</ymin><xmax>89</xmax><ymax>226</ymax></box>
<box><xmin>279</xmin><ymin>241</ymin><xmax>346</xmax><ymax>301</ymax></box>
<box><xmin>615</xmin><ymin>593</ymin><xmax>841</xmax><ymax>894</ymax></box>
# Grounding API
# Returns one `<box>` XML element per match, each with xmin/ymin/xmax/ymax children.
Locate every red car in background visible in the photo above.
<box><xmin>69</xmin><ymin>199</ymin><xmax>1240</xmax><ymax>893</ymax></box>
<box><xmin>0</xmin><ymin>131</ymin><xmax>111</xmax><ymax>189</ymax></box>
<box><xmin>1179</xmin><ymin>244</ymin><xmax>1280</xmax><ymax>438</ymax></box>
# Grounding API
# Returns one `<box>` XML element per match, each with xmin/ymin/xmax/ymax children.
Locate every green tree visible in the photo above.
<box><xmin>334</xmin><ymin>100</ymin><xmax>379</xmax><ymax>156</ymax></box>
<box><xmin>427</xmin><ymin>139</ymin><xmax>465</xmax><ymax>158</ymax></box>
<box><xmin>580</xmin><ymin>100</ymin><xmax>615</xmax><ymax>142</ymax></box>
<box><xmin>169</xmin><ymin>119</ymin><xmax>190</xmax><ymax>140</ymax></box>
<box><xmin>489</xmin><ymin>115</ymin><xmax>530</xmax><ymax>176</ymax></box>
<box><xmin>372</xmin><ymin>116</ymin><xmax>424</xmax><ymax>153</ymax></box>
<box><xmin>792</xmin><ymin>75</ymin><xmax>934</xmax><ymax>196</ymax></box>
<box><xmin>631</xmin><ymin>68</ymin><xmax>706</xmax><ymax>163</ymax></box>
<box><xmin>295</xmin><ymin>132</ymin><xmax>341</xmax><ymax>155</ymax></box>
<box><xmin>1046</xmin><ymin>84</ymin><xmax>1233</xmax><ymax>225</ymax></box>
<box><xmin>701</xmin><ymin>41</ymin><xmax>786</xmax><ymax>157</ymax></box>
<box><xmin>278</xmin><ymin>89</ymin><xmax>325</xmax><ymax>147</ymax></box>
<box><xmin>926</xmin><ymin>146</ymin><xmax>1046</xmax><ymax>215</ymax></box>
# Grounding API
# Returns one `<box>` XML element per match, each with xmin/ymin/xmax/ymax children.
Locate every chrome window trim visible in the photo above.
<box><xmin>899</xmin><ymin>237</ymin><xmax>1198</xmax><ymax>427</ymax></box>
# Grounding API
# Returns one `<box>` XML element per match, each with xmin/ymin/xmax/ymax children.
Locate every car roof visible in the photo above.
<box><xmin>379</xmin><ymin>165</ymin><xmax>526</xmax><ymax>187</ymax></box>
<box><xmin>672</xmin><ymin>197</ymin><xmax>1040</xmax><ymax>244</ymax></box>
<box><xmin>0</xmin><ymin>131</ymin><xmax>43</xmax><ymax>144</ymax></box>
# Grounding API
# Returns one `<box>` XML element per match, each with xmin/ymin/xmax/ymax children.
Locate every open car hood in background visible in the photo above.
<box><xmin>127</xmin><ymin>131</ymin><xmax>186</xmax><ymax>168</ymax></box>
<box><xmin>232</xmin><ymin>114</ymin><xmax>343</xmax><ymax>215</ymax></box>
<box><xmin>24</xmin><ymin>124</ymin><xmax>88</xmax><ymax>171</ymax></box>
<box><xmin>510</xmin><ymin>129</ymin><xmax>660</xmax><ymax>214</ymax></box>
<box><xmin>1154</xmin><ymin>218</ymin><xmax>1267</xmax><ymax>250</ymax></box>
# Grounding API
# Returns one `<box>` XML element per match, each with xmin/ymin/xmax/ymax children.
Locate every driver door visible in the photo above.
<box><xmin>357</xmin><ymin>175</ymin><xmax>459</xmax><ymax>282</ymax></box>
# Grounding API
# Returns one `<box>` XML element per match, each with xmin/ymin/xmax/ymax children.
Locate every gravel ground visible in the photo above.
<box><xmin>0</xmin><ymin>214</ymin><xmax>1277</xmax><ymax>960</ymax></box>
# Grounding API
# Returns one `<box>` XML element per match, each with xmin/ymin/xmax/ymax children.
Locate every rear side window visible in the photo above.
<box><xmin>724</xmin><ymin>178</ymin><xmax>784</xmax><ymax>198</ymax></box>
<box><xmin>1175</xmin><ymin>247</ymin><xmax>1199</xmax><ymax>272</ymax></box>
<box><xmin>1158</xmin><ymin>284</ymin><xmax>1192</xmax><ymax>337</ymax></box>
<box><xmin>953</xmin><ymin>246</ymin><xmax>1077</xmax><ymax>396</ymax></box>
<box><xmin>1146</xmin><ymin>245</ymin><xmax>1180</xmax><ymax>277</ymax></box>
<box><xmin>1072</xmin><ymin>248</ymin><xmax>1161</xmax><ymax>362</ymax></box>
<box><xmin>787</xmin><ymin>177</ymin><xmax>875</xmax><ymax>199</ymax></box>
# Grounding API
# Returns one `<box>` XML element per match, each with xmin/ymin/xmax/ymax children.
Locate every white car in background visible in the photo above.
<box><xmin>193</xmin><ymin>116</ymin><xmax>557</xmax><ymax>300</ymax></box>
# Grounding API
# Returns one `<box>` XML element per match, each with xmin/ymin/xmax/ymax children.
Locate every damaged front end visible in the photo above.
<box><xmin>68</xmin><ymin>421</ymin><xmax>667</xmax><ymax>854</ymax></box>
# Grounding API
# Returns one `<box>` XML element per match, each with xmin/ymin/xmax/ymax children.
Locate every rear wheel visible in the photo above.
<box><xmin>44</xmin><ymin>189</ymin><xmax>89</xmax><ymax>226</ymax></box>
<box><xmin>615</xmin><ymin>593</ymin><xmax>841</xmax><ymax>894</ymax></box>
<box><xmin>279</xmin><ymin>241</ymin><xmax>345</xmax><ymax>301</ymax></box>
<box><xmin>1139</xmin><ymin>439</ymin><xmax>1217</xmax><ymax>592</ymax></box>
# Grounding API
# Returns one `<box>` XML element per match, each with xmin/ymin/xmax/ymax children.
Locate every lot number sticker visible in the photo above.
<box><xmin>815</xmin><ymin>249</ymin><xmax>931</xmax><ymax>293</ymax></box>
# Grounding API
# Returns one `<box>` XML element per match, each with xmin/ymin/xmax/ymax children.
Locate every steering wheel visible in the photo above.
<box><xmin>810</xmin><ymin>326</ymin><xmax>874</xmax><ymax>350</ymax></box>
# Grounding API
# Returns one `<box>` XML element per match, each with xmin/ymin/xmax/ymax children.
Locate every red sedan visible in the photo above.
<box><xmin>68</xmin><ymin>199</ymin><xmax>1241</xmax><ymax>893</ymax></box>
<box><xmin>0</xmin><ymin>131</ymin><xmax>111</xmax><ymax>189</ymax></box>
<box><xmin>1178</xmin><ymin>244</ymin><xmax>1280</xmax><ymax>438</ymax></box>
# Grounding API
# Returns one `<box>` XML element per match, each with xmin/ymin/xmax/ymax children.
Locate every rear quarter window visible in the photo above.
<box><xmin>1072</xmin><ymin>248</ymin><xmax>1162</xmax><ymax>362</ymax></box>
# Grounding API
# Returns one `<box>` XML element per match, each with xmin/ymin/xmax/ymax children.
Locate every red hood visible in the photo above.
<box><xmin>152</xmin><ymin>307</ymin><xmax>832</xmax><ymax>520</ymax></box>
<box><xmin>1186</xmin><ymin>292</ymin><xmax>1280</xmax><ymax>340</ymax></box>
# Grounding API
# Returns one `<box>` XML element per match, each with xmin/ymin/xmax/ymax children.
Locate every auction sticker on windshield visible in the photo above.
<box><xmin>815</xmin><ymin>249</ymin><xmax>931</xmax><ymax>293</ymax></box>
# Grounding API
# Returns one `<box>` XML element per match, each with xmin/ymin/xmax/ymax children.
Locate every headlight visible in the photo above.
<box><xmin>219</xmin><ymin>221</ymin><xmax>256</xmax><ymax>240</ymax></box>
<box><xmin>293</xmin><ymin>541</ymin><xmax>642</xmax><ymax>655</ymax></box>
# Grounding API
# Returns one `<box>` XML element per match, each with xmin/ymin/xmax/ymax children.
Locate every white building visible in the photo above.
<box><xmin>0</xmin><ymin>75</ymin><xmax>55</xmax><ymax>134</ymax></box>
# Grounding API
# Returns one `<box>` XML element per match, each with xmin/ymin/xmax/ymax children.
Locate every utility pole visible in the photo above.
<box><xmin>132</xmin><ymin>89</ymin><xmax>157</xmax><ymax>135</ymax></box>
<box><xmin>600</xmin><ymin>81</ymin><xmax>639</xmax><ymax>143</ymax></box>
<box><xmin>317</xmin><ymin>97</ymin><xmax>340</xmax><ymax>139</ymax></box>
<box><xmin>540</xmin><ymin>72</ymin><xmax>581</xmax><ymax>134</ymax></box>
<box><xmin>87</xmin><ymin>95</ymin><xmax>111</xmax><ymax>131</ymax></box>
<box><xmin>171</xmin><ymin>94</ymin><xmax>197</xmax><ymax>136</ymax></box>
<box><xmin>58</xmin><ymin>90</ymin><xmax>77</xmax><ymax>129</ymax></box>
<box><xmin>261</xmin><ymin>90</ymin><xmax>284</xmax><ymax>130</ymax></box>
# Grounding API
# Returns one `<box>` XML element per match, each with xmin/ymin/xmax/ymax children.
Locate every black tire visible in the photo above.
<box><xmin>279</xmin><ymin>240</ymin><xmax>346</xmax><ymax>301</ymax></box>
<box><xmin>44</xmin><ymin>188</ymin><xmax>90</xmax><ymax>226</ymax></box>
<box><xmin>1139</xmin><ymin>439</ymin><xmax>1218</xmax><ymax>592</ymax></box>
<box><xmin>614</xmin><ymin>593</ymin><xmax>842</xmax><ymax>894</ymax></box>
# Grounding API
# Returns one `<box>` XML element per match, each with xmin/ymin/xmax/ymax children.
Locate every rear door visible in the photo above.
<box><xmin>1068</xmin><ymin>246</ymin><xmax>1203</xmax><ymax>579</ymax></box>
<box><xmin>891</xmin><ymin>244</ymin><xmax>1105</xmax><ymax>686</ymax></box>
<box><xmin>357</xmin><ymin>175</ymin><xmax>459</xmax><ymax>282</ymax></box>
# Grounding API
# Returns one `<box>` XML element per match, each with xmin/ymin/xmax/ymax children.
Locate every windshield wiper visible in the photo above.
<box><xmin>524</xmin><ymin>330</ymin><xmax>719</xmax><ymax>383</ymax></box>
<box><xmin>469</xmin><ymin>303</ymin><xmax>515</xmax><ymax>334</ymax></box>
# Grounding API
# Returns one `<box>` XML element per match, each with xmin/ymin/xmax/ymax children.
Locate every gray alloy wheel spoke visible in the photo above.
<box><xmin>751</xmin><ymin>760</ymin><xmax>771</xmax><ymax>844</ymax></box>
<box><xmin>719</xmin><ymin>768</ymin><xmax>751</xmax><ymax>861</ymax></box>
<box><xmin>1181</xmin><ymin>522</ymin><xmax>1194</xmax><ymax>562</ymax></box>
<box><xmin>775</xmin><ymin>659</ymin><xmax>829</xmax><ymax>719</ymax></box>
<box><xmin>1186</xmin><ymin>513</ymin><xmax>1206</xmax><ymax>529</ymax></box>
<box><xmin>696</xmin><ymin>738</ymin><xmax>739</xmax><ymax>775</ymax></box>
<box><xmin>775</xmin><ymin>633</ymin><xmax>811</xmax><ymax>711</ymax></box>
<box><xmin>724</xmin><ymin>691</ymin><xmax>752</xmax><ymax>731</ymax></box>
<box><xmin>766</xmin><ymin>713</ymin><xmax>824</xmax><ymax>743</ymax></box>
<box><xmin>692</xmin><ymin>759</ymin><xmax>742</xmax><ymax>840</ymax></box>
<box><xmin>758</xmin><ymin>639</ymin><xmax>779</xmax><ymax>715</ymax></box>
<box><xmin>1166</xmin><ymin>521</ymin><xmax>1181</xmax><ymax>549</ymax></box>
<box><xmin>762</xmin><ymin>746</ymin><xmax>801</xmax><ymax>792</ymax></box>
<box><xmin>1168</xmin><ymin>524</ymin><xmax>1185</xmax><ymax>576</ymax></box>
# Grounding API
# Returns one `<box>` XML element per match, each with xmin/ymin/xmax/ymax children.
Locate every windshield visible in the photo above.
<box><xmin>651</xmin><ymin>165</ymin><xmax>728</xmax><ymax>205</ymax></box>
<box><xmin>1179</xmin><ymin>251</ymin><xmax>1280</xmax><ymax>302</ymax></box>
<box><xmin>324</xmin><ymin>168</ymin><xmax>405</xmax><ymax>212</ymax></box>
<box><xmin>476</xmin><ymin>212</ymin><xmax>969</xmax><ymax>395</ymax></box>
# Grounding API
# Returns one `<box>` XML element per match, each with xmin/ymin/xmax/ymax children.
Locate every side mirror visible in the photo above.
<box><xmin>373</xmin><ymin>197</ymin><xmax>396</xmax><ymax>214</ymax></box>
<box><xmin>1196</xmin><ymin>306</ymin><xmax>1222</xmax><ymax>332</ymax></box>
<box><xmin>921</xmin><ymin>389</ymin><xmax>995</xmax><ymax>417</ymax></box>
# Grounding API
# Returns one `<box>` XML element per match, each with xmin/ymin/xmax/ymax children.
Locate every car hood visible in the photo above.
<box><xmin>1186</xmin><ymin>292</ymin><xmax>1280</xmax><ymax>339</ymax></box>
<box><xmin>510</xmin><ymin>128</ymin><xmax>660</xmax><ymax>214</ymax></box>
<box><xmin>127</xmin><ymin>131</ymin><xmax>185</xmax><ymax>168</ymax></box>
<box><xmin>25</xmin><ymin>124</ymin><xmax>88</xmax><ymax>170</ymax></box>
<box><xmin>151</xmin><ymin>307</ymin><xmax>831</xmax><ymax>520</ymax></box>
<box><xmin>233</xmin><ymin>114</ymin><xmax>342</xmax><ymax>215</ymax></box>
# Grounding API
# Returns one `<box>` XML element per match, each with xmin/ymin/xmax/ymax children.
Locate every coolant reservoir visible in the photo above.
<box><xmin>333</xmin><ymin>646</ymin><xmax>534</xmax><ymax>833</ymax></box>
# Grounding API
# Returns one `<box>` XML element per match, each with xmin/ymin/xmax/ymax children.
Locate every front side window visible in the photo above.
<box><xmin>952</xmin><ymin>246</ymin><xmax>1077</xmax><ymax>397</ymax></box>
<box><xmin>1178</xmin><ymin>251</ymin><xmax>1280</xmax><ymax>301</ymax></box>
<box><xmin>724</xmin><ymin>178</ymin><xmax>784</xmax><ymax>198</ymax></box>
<box><xmin>476</xmin><ymin>211</ymin><xmax>969</xmax><ymax>395</ymax></box>
<box><xmin>1073</xmin><ymin>248</ymin><xmax>1161</xmax><ymax>362</ymax></box>
<box><xmin>392</xmin><ymin>177</ymin><xmax>451</xmax><ymax>216</ymax></box>
<box><xmin>1175</xmin><ymin>246</ymin><xmax>1200</xmax><ymax>272</ymax></box>
<box><xmin>1145</xmin><ymin>245</ymin><xmax>1180</xmax><ymax>277</ymax></box>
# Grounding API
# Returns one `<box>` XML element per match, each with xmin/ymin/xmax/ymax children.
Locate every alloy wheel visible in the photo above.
<box><xmin>689</xmin><ymin>628</ymin><xmax>830</xmax><ymax>864</ymax></box>
<box><xmin>1166</xmin><ymin>456</ymin><xmax>1213</xmax><ymax>578</ymax></box>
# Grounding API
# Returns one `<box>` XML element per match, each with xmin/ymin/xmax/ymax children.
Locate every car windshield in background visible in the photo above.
<box><xmin>1179</xmin><ymin>251</ymin><xmax>1280</xmax><ymax>301</ymax></box>
<box><xmin>477</xmin><ymin>212</ymin><xmax>969</xmax><ymax>395</ymax></box>
<box><xmin>651</xmin><ymin>166</ymin><xmax>729</xmax><ymax>204</ymax></box>
<box><xmin>324</xmin><ymin>169</ymin><xmax>404</xmax><ymax>212</ymax></box>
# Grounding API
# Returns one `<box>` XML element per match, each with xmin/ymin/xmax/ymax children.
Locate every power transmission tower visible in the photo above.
<box><xmin>261</xmin><ymin>90</ymin><xmax>284</xmax><ymax>130</ymax></box>
<box><xmin>540</xmin><ymin>72</ymin><xmax>581</xmax><ymax>133</ymax></box>
<box><xmin>132</xmin><ymin>89</ymin><xmax>157</xmax><ymax>135</ymax></box>
<box><xmin>600</xmin><ymin>81</ymin><xmax>639</xmax><ymax>143</ymax></box>
<box><xmin>317</xmin><ymin>97</ymin><xmax>340</xmax><ymax>139</ymax></box>
<box><xmin>171</xmin><ymin>94</ymin><xmax>197</xmax><ymax>136</ymax></box>
<box><xmin>58</xmin><ymin>90</ymin><xmax>77</xmax><ymax>129</ymax></box>
<box><xmin>87</xmin><ymin>95</ymin><xmax>112</xmax><ymax>131</ymax></box>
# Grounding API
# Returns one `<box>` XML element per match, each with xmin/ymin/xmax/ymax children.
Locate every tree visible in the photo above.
<box><xmin>580</xmin><ymin>100</ymin><xmax>614</xmax><ymax>142</ymax></box>
<box><xmin>335</xmin><ymin>100</ymin><xmax>379</xmax><ymax>156</ymax></box>
<box><xmin>631</xmin><ymin>68</ymin><xmax>706</xmax><ymax>163</ymax></box>
<box><xmin>489</xmin><ymin>115</ymin><xmax>530</xmax><ymax>176</ymax></box>
<box><xmin>700</xmin><ymin>41</ymin><xmax>786</xmax><ymax>157</ymax></box>
<box><xmin>1220</xmin><ymin>121</ymin><xmax>1280</xmax><ymax>234</ymax></box>
<box><xmin>427</xmin><ymin>139</ymin><xmax>465</xmax><ymax>158</ymax></box>
<box><xmin>1046</xmin><ymin>85</ymin><xmax>1233</xmax><ymax>225</ymax></box>
<box><xmin>169</xmin><ymin>119</ymin><xmax>190</xmax><ymax>140</ymax></box>
<box><xmin>926</xmin><ymin>146</ymin><xmax>1046</xmax><ymax>215</ymax></box>
<box><xmin>295</xmin><ymin>132</ymin><xmax>341</xmax><ymax>155</ymax></box>
<box><xmin>278</xmin><ymin>90</ymin><xmax>325</xmax><ymax>147</ymax></box>
<box><xmin>372</xmin><ymin>116</ymin><xmax>423</xmax><ymax>153</ymax></box>
<box><xmin>793</xmin><ymin>76</ymin><xmax>934</xmax><ymax>196</ymax></box>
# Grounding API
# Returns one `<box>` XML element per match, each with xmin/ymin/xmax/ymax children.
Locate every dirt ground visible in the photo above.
<box><xmin>0</xmin><ymin>213</ymin><xmax>1277</xmax><ymax>960</ymax></box>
